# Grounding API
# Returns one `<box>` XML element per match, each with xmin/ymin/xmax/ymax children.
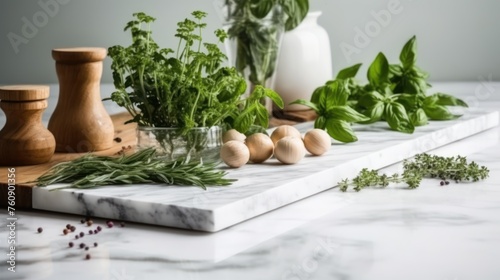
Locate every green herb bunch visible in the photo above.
<box><xmin>223</xmin><ymin>0</ymin><xmax>309</xmax><ymax>86</ymax></box>
<box><xmin>107</xmin><ymin>11</ymin><xmax>282</xmax><ymax>133</ymax></box>
<box><xmin>338</xmin><ymin>153</ymin><xmax>489</xmax><ymax>192</ymax></box>
<box><xmin>35</xmin><ymin>148</ymin><xmax>234</xmax><ymax>190</ymax></box>
<box><xmin>292</xmin><ymin>36</ymin><xmax>468</xmax><ymax>143</ymax></box>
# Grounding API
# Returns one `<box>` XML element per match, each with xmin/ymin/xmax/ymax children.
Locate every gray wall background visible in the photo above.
<box><xmin>1</xmin><ymin>0</ymin><xmax>499</xmax><ymax>85</ymax></box>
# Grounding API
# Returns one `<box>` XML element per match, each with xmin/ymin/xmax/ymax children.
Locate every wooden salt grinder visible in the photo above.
<box><xmin>0</xmin><ymin>85</ymin><xmax>56</xmax><ymax>166</ymax></box>
<box><xmin>49</xmin><ymin>47</ymin><xmax>114</xmax><ymax>152</ymax></box>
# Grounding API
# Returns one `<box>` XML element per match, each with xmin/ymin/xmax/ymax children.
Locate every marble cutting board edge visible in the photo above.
<box><xmin>32</xmin><ymin>110</ymin><xmax>500</xmax><ymax>232</ymax></box>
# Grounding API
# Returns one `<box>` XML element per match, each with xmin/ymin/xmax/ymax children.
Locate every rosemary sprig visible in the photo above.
<box><xmin>34</xmin><ymin>148</ymin><xmax>235</xmax><ymax>190</ymax></box>
<box><xmin>339</xmin><ymin>153</ymin><xmax>489</xmax><ymax>192</ymax></box>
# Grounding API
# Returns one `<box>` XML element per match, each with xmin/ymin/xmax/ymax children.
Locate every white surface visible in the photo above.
<box><xmin>27</xmin><ymin>83</ymin><xmax>499</xmax><ymax>232</ymax></box>
<box><xmin>1</xmin><ymin>82</ymin><xmax>500</xmax><ymax>279</ymax></box>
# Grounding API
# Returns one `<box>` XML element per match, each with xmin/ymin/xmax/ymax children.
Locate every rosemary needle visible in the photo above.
<box><xmin>34</xmin><ymin>148</ymin><xmax>235</xmax><ymax>190</ymax></box>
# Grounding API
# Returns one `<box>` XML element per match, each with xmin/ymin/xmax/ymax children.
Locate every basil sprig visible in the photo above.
<box><xmin>292</xmin><ymin>80</ymin><xmax>369</xmax><ymax>142</ymax></box>
<box><xmin>291</xmin><ymin>36</ymin><xmax>468</xmax><ymax>143</ymax></box>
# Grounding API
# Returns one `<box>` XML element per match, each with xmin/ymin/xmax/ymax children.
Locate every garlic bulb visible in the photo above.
<box><xmin>270</xmin><ymin>125</ymin><xmax>302</xmax><ymax>145</ymax></box>
<box><xmin>223</xmin><ymin>129</ymin><xmax>246</xmax><ymax>143</ymax></box>
<box><xmin>220</xmin><ymin>140</ymin><xmax>249</xmax><ymax>168</ymax></box>
<box><xmin>303</xmin><ymin>129</ymin><xmax>331</xmax><ymax>156</ymax></box>
<box><xmin>274</xmin><ymin>136</ymin><xmax>306</xmax><ymax>164</ymax></box>
<box><xmin>245</xmin><ymin>133</ymin><xmax>274</xmax><ymax>163</ymax></box>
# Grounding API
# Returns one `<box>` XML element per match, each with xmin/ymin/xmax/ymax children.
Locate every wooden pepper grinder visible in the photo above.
<box><xmin>49</xmin><ymin>47</ymin><xmax>114</xmax><ymax>152</ymax></box>
<box><xmin>0</xmin><ymin>85</ymin><xmax>56</xmax><ymax>166</ymax></box>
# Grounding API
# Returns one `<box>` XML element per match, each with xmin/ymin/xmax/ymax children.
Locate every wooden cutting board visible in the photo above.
<box><xmin>0</xmin><ymin>112</ymin><xmax>137</xmax><ymax>208</ymax></box>
<box><xmin>0</xmin><ymin>110</ymin><xmax>316</xmax><ymax>208</ymax></box>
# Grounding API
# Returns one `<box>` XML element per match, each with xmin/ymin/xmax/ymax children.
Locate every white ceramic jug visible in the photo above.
<box><xmin>274</xmin><ymin>11</ymin><xmax>333</xmax><ymax>111</ymax></box>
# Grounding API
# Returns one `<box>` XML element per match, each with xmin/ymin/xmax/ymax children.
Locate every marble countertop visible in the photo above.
<box><xmin>1</xmin><ymin>82</ymin><xmax>500</xmax><ymax>280</ymax></box>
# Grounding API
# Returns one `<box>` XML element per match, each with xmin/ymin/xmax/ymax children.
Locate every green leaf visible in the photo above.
<box><xmin>325</xmin><ymin>119</ymin><xmax>358</xmax><ymax>143</ymax></box>
<box><xmin>394</xmin><ymin>93</ymin><xmax>419</xmax><ymax>111</ymax></box>
<box><xmin>400</xmin><ymin>36</ymin><xmax>417</xmax><ymax>69</ymax></box>
<box><xmin>264</xmin><ymin>87</ymin><xmax>284</xmax><ymax>109</ymax></box>
<box><xmin>281</xmin><ymin>0</ymin><xmax>309</xmax><ymax>31</ymax></box>
<box><xmin>433</xmin><ymin>93</ymin><xmax>468</xmax><ymax>107</ymax></box>
<box><xmin>336</xmin><ymin>63</ymin><xmax>362</xmax><ymax>80</ymax></box>
<box><xmin>424</xmin><ymin>105</ymin><xmax>461</xmax><ymax>120</ymax></box>
<box><xmin>311</xmin><ymin>86</ymin><xmax>324</xmax><ymax>105</ymax></box>
<box><xmin>367</xmin><ymin>52</ymin><xmax>389</xmax><ymax>87</ymax></box>
<box><xmin>360</xmin><ymin>102</ymin><xmax>385</xmax><ymax>124</ymax></box>
<box><xmin>410</xmin><ymin>108</ymin><xmax>428</xmax><ymax>126</ymax></box>
<box><xmin>326</xmin><ymin>106</ymin><xmax>370</xmax><ymax>123</ymax></box>
<box><xmin>315</xmin><ymin>115</ymin><xmax>326</xmax><ymax>129</ymax></box>
<box><xmin>290</xmin><ymin>99</ymin><xmax>320</xmax><ymax>112</ymax></box>
<box><xmin>357</xmin><ymin>91</ymin><xmax>385</xmax><ymax>108</ymax></box>
<box><xmin>423</xmin><ymin>94</ymin><xmax>439</xmax><ymax>107</ymax></box>
<box><xmin>385</xmin><ymin>102</ymin><xmax>415</xmax><ymax>133</ymax></box>
<box><xmin>325</xmin><ymin>80</ymin><xmax>349</xmax><ymax>106</ymax></box>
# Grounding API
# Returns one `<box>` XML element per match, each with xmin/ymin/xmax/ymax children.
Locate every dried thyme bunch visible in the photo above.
<box><xmin>338</xmin><ymin>153</ymin><xmax>489</xmax><ymax>192</ymax></box>
<box><xmin>35</xmin><ymin>148</ymin><xmax>235</xmax><ymax>190</ymax></box>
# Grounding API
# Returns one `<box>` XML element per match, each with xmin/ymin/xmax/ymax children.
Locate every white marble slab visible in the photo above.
<box><xmin>32</xmin><ymin>107</ymin><xmax>499</xmax><ymax>232</ymax></box>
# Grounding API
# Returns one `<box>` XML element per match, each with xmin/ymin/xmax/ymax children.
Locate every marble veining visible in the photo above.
<box><xmin>32</xmin><ymin>104</ymin><xmax>499</xmax><ymax>231</ymax></box>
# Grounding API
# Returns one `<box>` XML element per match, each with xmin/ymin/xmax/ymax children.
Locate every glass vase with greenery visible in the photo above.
<box><xmin>107</xmin><ymin>11</ymin><xmax>283</xmax><ymax>162</ymax></box>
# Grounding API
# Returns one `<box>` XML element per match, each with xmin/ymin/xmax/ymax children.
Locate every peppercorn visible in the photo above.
<box><xmin>66</xmin><ymin>224</ymin><xmax>71</xmax><ymax>229</ymax></box>
<box><xmin>70</xmin><ymin>226</ymin><xmax>76</xmax><ymax>232</ymax></box>
<box><xmin>63</xmin><ymin>229</ymin><xmax>69</xmax><ymax>235</ymax></box>
<box><xmin>94</xmin><ymin>229</ymin><xmax>98</xmax><ymax>234</ymax></box>
<box><xmin>96</xmin><ymin>226</ymin><xmax>102</xmax><ymax>232</ymax></box>
<box><xmin>75</xmin><ymin>235</ymin><xmax>79</xmax><ymax>240</ymax></box>
<box><xmin>94</xmin><ymin>242</ymin><xmax>98</xmax><ymax>247</ymax></box>
<box><xmin>80</xmin><ymin>219</ymin><xmax>85</xmax><ymax>224</ymax></box>
<box><xmin>440</xmin><ymin>181</ymin><xmax>445</xmax><ymax>186</ymax></box>
<box><xmin>85</xmin><ymin>254</ymin><xmax>91</xmax><ymax>260</ymax></box>
<box><xmin>37</xmin><ymin>227</ymin><xmax>43</xmax><ymax>233</ymax></box>
<box><xmin>120</xmin><ymin>222</ymin><xmax>125</xmax><ymax>227</ymax></box>
<box><xmin>107</xmin><ymin>221</ymin><xmax>114</xmax><ymax>228</ymax></box>
<box><xmin>114</xmin><ymin>137</ymin><xmax>122</xmax><ymax>143</ymax></box>
<box><xmin>89</xmin><ymin>230</ymin><xmax>93</xmax><ymax>235</ymax></box>
<box><xmin>69</xmin><ymin>242</ymin><xmax>74</xmax><ymax>248</ymax></box>
<box><xmin>445</xmin><ymin>181</ymin><xmax>450</xmax><ymax>185</ymax></box>
<box><xmin>79</xmin><ymin>243</ymin><xmax>85</xmax><ymax>249</ymax></box>
<box><xmin>86</xmin><ymin>220</ymin><xmax>93</xmax><ymax>226</ymax></box>
<box><xmin>85</xmin><ymin>247</ymin><xmax>89</xmax><ymax>251</ymax></box>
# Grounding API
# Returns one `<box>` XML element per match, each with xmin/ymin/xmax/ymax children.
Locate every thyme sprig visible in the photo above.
<box><xmin>339</xmin><ymin>153</ymin><xmax>489</xmax><ymax>192</ymax></box>
<box><xmin>34</xmin><ymin>148</ymin><xmax>235</xmax><ymax>190</ymax></box>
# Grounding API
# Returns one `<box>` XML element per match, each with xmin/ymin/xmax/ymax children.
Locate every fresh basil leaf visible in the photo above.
<box><xmin>394</xmin><ymin>93</ymin><xmax>419</xmax><ymax>111</ymax></box>
<box><xmin>255</xmin><ymin>103</ymin><xmax>269</xmax><ymax>129</ymax></box>
<box><xmin>360</xmin><ymin>101</ymin><xmax>384</xmax><ymax>124</ymax></box>
<box><xmin>389</xmin><ymin>64</ymin><xmax>403</xmax><ymax>76</ymax></box>
<box><xmin>336</xmin><ymin>63</ymin><xmax>362</xmax><ymax>80</ymax></box>
<box><xmin>281</xmin><ymin>0</ymin><xmax>309</xmax><ymax>31</ymax></box>
<box><xmin>233</xmin><ymin>107</ymin><xmax>256</xmax><ymax>133</ymax></box>
<box><xmin>385</xmin><ymin>102</ymin><xmax>415</xmax><ymax>133</ymax></box>
<box><xmin>423</xmin><ymin>94</ymin><xmax>439</xmax><ymax>107</ymax></box>
<box><xmin>315</xmin><ymin>115</ymin><xmax>327</xmax><ymax>129</ymax></box>
<box><xmin>264</xmin><ymin>88</ymin><xmax>284</xmax><ymax>109</ymax></box>
<box><xmin>424</xmin><ymin>105</ymin><xmax>461</xmax><ymax>120</ymax></box>
<box><xmin>326</xmin><ymin>106</ymin><xmax>370</xmax><ymax>123</ymax></box>
<box><xmin>400</xmin><ymin>35</ymin><xmax>417</xmax><ymax>69</ymax></box>
<box><xmin>326</xmin><ymin>80</ymin><xmax>349</xmax><ymax>106</ymax></box>
<box><xmin>433</xmin><ymin>93</ymin><xmax>468</xmax><ymax>107</ymax></box>
<box><xmin>410</xmin><ymin>108</ymin><xmax>428</xmax><ymax>126</ymax></box>
<box><xmin>290</xmin><ymin>99</ymin><xmax>320</xmax><ymax>112</ymax></box>
<box><xmin>325</xmin><ymin>119</ymin><xmax>358</xmax><ymax>143</ymax></box>
<box><xmin>357</xmin><ymin>91</ymin><xmax>385</xmax><ymax>108</ymax></box>
<box><xmin>367</xmin><ymin>52</ymin><xmax>389</xmax><ymax>88</ymax></box>
<box><xmin>311</xmin><ymin>86</ymin><xmax>324</xmax><ymax>104</ymax></box>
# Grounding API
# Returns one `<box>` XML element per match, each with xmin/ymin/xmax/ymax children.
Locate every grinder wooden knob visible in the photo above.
<box><xmin>0</xmin><ymin>85</ymin><xmax>56</xmax><ymax>166</ymax></box>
